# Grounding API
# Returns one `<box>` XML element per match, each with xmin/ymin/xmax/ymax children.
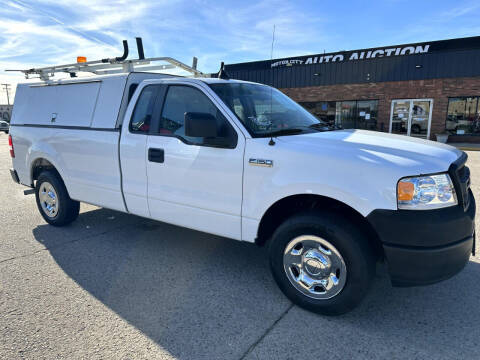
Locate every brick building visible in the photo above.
<box><xmin>225</xmin><ymin>36</ymin><xmax>480</xmax><ymax>143</ymax></box>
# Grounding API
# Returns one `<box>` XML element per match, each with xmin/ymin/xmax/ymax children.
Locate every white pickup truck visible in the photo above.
<box><xmin>8</xmin><ymin>69</ymin><xmax>476</xmax><ymax>315</ymax></box>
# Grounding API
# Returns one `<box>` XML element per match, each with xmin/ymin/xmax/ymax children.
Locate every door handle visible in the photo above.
<box><xmin>148</xmin><ymin>148</ymin><xmax>164</xmax><ymax>163</ymax></box>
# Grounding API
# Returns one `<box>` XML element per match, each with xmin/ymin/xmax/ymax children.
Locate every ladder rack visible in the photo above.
<box><xmin>6</xmin><ymin>37</ymin><xmax>204</xmax><ymax>81</ymax></box>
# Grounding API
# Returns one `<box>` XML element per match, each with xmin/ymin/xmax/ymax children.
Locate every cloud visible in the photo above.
<box><xmin>0</xmin><ymin>0</ymin><xmax>148</xmax><ymax>100</ymax></box>
<box><xmin>191</xmin><ymin>1</ymin><xmax>329</xmax><ymax>60</ymax></box>
<box><xmin>388</xmin><ymin>1</ymin><xmax>480</xmax><ymax>44</ymax></box>
<box><xmin>0</xmin><ymin>0</ymin><xmax>333</xmax><ymax>101</ymax></box>
<box><xmin>439</xmin><ymin>1</ymin><xmax>480</xmax><ymax>18</ymax></box>
<box><xmin>0</xmin><ymin>0</ymin><xmax>330</xmax><ymax>65</ymax></box>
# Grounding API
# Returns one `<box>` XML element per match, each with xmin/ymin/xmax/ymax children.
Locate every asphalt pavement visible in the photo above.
<box><xmin>0</xmin><ymin>132</ymin><xmax>479</xmax><ymax>360</ymax></box>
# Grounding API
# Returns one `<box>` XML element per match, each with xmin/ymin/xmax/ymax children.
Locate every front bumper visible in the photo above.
<box><xmin>382</xmin><ymin>235</ymin><xmax>474</xmax><ymax>287</ymax></box>
<box><xmin>367</xmin><ymin>190</ymin><xmax>475</xmax><ymax>287</ymax></box>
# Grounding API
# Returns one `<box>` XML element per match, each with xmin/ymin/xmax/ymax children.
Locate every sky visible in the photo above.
<box><xmin>1</xmin><ymin>0</ymin><xmax>480</xmax><ymax>103</ymax></box>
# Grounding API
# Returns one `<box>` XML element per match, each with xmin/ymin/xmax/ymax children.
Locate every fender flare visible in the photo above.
<box><xmin>28</xmin><ymin>153</ymin><xmax>67</xmax><ymax>187</ymax></box>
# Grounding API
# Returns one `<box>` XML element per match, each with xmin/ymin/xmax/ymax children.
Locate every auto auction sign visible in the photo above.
<box><xmin>225</xmin><ymin>37</ymin><xmax>480</xmax><ymax>71</ymax></box>
<box><xmin>270</xmin><ymin>45</ymin><xmax>430</xmax><ymax>67</ymax></box>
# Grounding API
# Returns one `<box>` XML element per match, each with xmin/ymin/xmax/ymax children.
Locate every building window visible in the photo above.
<box><xmin>300</xmin><ymin>101</ymin><xmax>337</xmax><ymax>126</ymax></box>
<box><xmin>446</xmin><ymin>97</ymin><xmax>480</xmax><ymax>135</ymax></box>
<box><xmin>301</xmin><ymin>100</ymin><xmax>378</xmax><ymax>130</ymax></box>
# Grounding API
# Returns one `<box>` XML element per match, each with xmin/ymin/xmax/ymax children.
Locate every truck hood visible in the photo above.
<box><xmin>276</xmin><ymin>129</ymin><xmax>463</xmax><ymax>175</ymax></box>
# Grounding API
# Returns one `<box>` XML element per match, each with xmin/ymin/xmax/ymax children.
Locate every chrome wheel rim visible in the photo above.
<box><xmin>283</xmin><ymin>235</ymin><xmax>347</xmax><ymax>300</ymax></box>
<box><xmin>39</xmin><ymin>181</ymin><xmax>58</xmax><ymax>218</ymax></box>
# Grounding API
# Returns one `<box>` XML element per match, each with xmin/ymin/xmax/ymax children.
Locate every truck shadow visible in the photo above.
<box><xmin>32</xmin><ymin>207</ymin><xmax>290</xmax><ymax>359</ymax></box>
<box><xmin>32</xmin><ymin>207</ymin><xmax>480</xmax><ymax>359</ymax></box>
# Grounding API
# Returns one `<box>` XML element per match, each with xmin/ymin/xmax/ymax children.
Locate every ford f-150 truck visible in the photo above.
<box><xmin>8</xmin><ymin>61</ymin><xmax>475</xmax><ymax>315</ymax></box>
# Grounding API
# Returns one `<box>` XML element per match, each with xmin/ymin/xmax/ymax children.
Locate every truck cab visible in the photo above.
<box><xmin>8</xmin><ymin>45</ymin><xmax>476</xmax><ymax>315</ymax></box>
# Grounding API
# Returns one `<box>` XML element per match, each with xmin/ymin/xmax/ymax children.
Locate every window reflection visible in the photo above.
<box><xmin>301</xmin><ymin>100</ymin><xmax>378</xmax><ymax>130</ymax></box>
<box><xmin>300</xmin><ymin>101</ymin><xmax>337</xmax><ymax>126</ymax></box>
<box><xmin>446</xmin><ymin>97</ymin><xmax>480</xmax><ymax>135</ymax></box>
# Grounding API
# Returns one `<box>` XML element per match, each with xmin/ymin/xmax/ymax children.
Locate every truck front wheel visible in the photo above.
<box><xmin>268</xmin><ymin>212</ymin><xmax>375</xmax><ymax>315</ymax></box>
<box><xmin>35</xmin><ymin>171</ymin><xmax>80</xmax><ymax>226</ymax></box>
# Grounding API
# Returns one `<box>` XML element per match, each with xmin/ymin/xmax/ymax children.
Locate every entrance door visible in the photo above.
<box><xmin>389</xmin><ymin>99</ymin><xmax>433</xmax><ymax>139</ymax></box>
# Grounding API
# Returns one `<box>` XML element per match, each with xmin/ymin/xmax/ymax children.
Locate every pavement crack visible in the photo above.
<box><xmin>239</xmin><ymin>302</ymin><xmax>294</xmax><ymax>360</ymax></box>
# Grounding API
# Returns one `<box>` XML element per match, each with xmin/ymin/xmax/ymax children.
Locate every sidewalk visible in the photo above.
<box><xmin>448</xmin><ymin>143</ymin><xmax>480</xmax><ymax>151</ymax></box>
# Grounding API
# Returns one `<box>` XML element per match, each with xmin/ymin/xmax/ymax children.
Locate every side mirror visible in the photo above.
<box><xmin>184</xmin><ymin>112</ymin><xmax>218</xmax><ymax>138</ymax></box>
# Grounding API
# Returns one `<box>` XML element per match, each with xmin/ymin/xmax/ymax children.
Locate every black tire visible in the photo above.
<box><xmin>268</xmin><ymin>211</ymin><xmax>375</xmax><ymax>315</ymax></box>
<box><xmin>35</xmin><ymin>170</ymin><xmax>80</xmax><ymax>226</ymax></box>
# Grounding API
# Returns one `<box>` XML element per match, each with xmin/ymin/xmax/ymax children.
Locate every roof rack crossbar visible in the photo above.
<box><xmin>6</xmin><ymin>38</ymin><xmax>205</xmax><ymax>80</ymax></box>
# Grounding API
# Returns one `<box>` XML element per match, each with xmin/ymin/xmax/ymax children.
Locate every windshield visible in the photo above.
<box><xmin>209</xmin><ymin>82</ymin><xmax>330</xmax><ymax>137</ymax></box>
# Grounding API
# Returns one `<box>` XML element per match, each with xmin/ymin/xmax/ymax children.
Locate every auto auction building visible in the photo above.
<box><xmin>225</xmin><ymin>36</ymin><xmax>480</xmax><ymax>143</ymax></box>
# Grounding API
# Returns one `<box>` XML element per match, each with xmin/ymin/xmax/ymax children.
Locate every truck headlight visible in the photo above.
<box><xmin>397</xmin><ymin>173</ymin><xmax>457</xmax><ymax>210</ymax></box>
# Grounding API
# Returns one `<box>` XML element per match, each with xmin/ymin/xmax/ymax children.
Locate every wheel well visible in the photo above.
<box><xmin>256</xmin><ymin>194</ymin><xmax>383</xmax><ymax>259</ymax></box>
<box><xmin>31</xmin><ymin>158</ymin><xmax>60</xmax><ymax>185</ymax></box>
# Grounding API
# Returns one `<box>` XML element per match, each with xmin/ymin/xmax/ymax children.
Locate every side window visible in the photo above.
<box><xmin>233</xmin><ymin>98</ymin><xmax>246</xmax><ymax>122</ymax></box>
<box><xmin>127</xmin><ymin>83</ymin><xmax>138</xmax><ymax>103</ymax></box>
<box><xmin>130</xmin><ymin>85</ymin><xmax>158</xmax><ymax>133</ymax></box>
<box><xmin>159</xmin><ymin>85</ymin><xmax>237</xmax><ymax>147</ymax></box>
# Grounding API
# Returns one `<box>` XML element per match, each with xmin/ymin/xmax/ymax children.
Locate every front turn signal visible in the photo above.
<box><xmin>398</xmin><ymin>181</ymin><xmax>414</xmax><ymax>201</ymax></box>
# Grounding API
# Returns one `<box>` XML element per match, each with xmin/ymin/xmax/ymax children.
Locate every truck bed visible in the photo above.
<box><xmin>11</xmin><ymin>125</ymin><xmax>126</xmax><ymax>211</ymax></box>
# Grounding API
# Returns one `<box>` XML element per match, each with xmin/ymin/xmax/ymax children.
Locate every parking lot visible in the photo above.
<box><xmin>0</xmin><ymin>131</ymin><xmax>479</xmax><ymax>360</ymax></box>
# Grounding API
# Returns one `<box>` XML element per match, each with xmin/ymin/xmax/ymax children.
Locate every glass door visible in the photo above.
<box><xmin>389</xmin><ymin>99</ymin><xmax>433</xmax><ymax>139</ymax></box>
<box><xmin>335</xmin><ymin>101</ymin><xmax>356</xmax><ymax>129</ymax></box>
<box><xmin>357</xmin><ymin>100</ymin><xmax>378</xmax><ymax>130</ymax></box>
<box><xmin>390</xmin><ymin>100</ymin><xmax>410</xmax><ymax>136</ymax></box>
<box><xmin>410</xmin><ymin>100</ymin><xmax>431</xmax><ymax>138</ymax></box>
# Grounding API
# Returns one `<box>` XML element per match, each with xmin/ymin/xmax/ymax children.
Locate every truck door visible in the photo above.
<box><xmin>120</xmin><ymin>84</ymin><xmax>163</xmax><ymax>217</ymax></box>
<box><xmin>146</xmin><ymin>82</ymin><xmax>245</xmax><ymax>240</ymax></box>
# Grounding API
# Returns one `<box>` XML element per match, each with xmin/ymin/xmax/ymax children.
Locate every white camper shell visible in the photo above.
<box><xmin>13</xmin><ymin>73</ymin><xmax>172</xmax><ymax>129</ymax></box>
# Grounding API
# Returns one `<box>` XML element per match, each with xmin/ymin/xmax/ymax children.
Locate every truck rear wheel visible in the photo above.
<box><xmin>35</xmin><ymin>171</ymin><xmax>80</xmax><ymax>226</ymax></box>
<box><xmin>268</xmin><ymin>212</ymin><xmax>375</xmax><ymax>315</ymax></box>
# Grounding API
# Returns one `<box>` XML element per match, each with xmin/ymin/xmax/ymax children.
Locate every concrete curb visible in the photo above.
<box><xmin>448</xmin><ymin>143</ymin><xmax>480</xmax><ymax>151</ymax></box>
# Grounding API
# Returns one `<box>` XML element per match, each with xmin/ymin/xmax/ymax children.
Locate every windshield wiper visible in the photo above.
<box><xmin>259</xmin><ymin>124</ymin><xmax>336</xmax><ymax>138</ymax></box>
<box><xmin>260</xmin><ymin>128</ymin><xmax>306</xmax><ymax>137</ymax></box>
<box><xmin>308</xmin><ymin>123</ymin><xmax>339</xmax><ymax>131</ymax></box>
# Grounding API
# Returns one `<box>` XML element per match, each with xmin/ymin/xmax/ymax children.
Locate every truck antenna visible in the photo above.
<box><xmin>269</xmin><ymin>24</ymin><xmax>276</xmax><ymax>146</ymax></box>
<box><xmin>217</xmin><ymin>62</ymin><xmax>230</xmax><ymax>80</ymax></box>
